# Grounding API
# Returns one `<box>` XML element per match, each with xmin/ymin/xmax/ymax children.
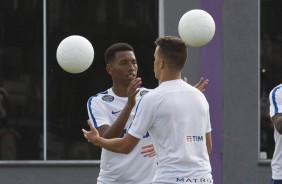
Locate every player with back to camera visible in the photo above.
<box><xmin>269</xmin><ymin>83</ymin><xmax>282</xmax><ymax>184</ymax></box>
<box><xmin>84</xmin><ymin>36</ymin><xmax>213</xmax><ymax>184</ymax></box>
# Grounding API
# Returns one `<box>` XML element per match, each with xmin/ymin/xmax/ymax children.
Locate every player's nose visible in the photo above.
<box><xmin>127</xmin><ymin>62</ymin><xmax>135</xmax><ymax>70</ymax></box>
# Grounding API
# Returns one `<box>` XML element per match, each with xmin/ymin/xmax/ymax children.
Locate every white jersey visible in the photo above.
<box><xmin>128</xmin><ymin>79</ymin><xmax>213</xmax><ymax>184</ymax></box>
<box><xmin>269</xmin><ymin>83</ymin><xmax>282</xmax><ymax>180</ymax></box>
<box><xmin>87</xmin><ymin>87</ymin><xmax>156</xmax><ymax>184</ymax></box>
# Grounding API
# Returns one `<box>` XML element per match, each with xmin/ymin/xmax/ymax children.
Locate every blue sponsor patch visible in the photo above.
<box><xmin>102</xmin><ymin>95</ymin><xmax>114</xmax><ymax>102</ymax></box>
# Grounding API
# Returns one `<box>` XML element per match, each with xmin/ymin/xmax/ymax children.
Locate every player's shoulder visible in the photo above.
<box><xmin>139</xmin><ymin>86</ymin><xmax>160</xmax><ymax>101</ymax></box>
<box><xmin>271</xmin><ymin>83</ymin><xmax>282</xmax><ymax>91</ymax></box>
<box><xmin>138</xmin><ymin>86</ymin><xmax>151</xmax><ymax>97</ymax></box>
<box><xmin>88</xmin><ymin>89</ymin><xmax>115</xmax><ymax>103</ymax></box>
<box><xmin>269</xmin><ymin>83</ymin><xmax>282</xmax><ymax>97</ymax></box>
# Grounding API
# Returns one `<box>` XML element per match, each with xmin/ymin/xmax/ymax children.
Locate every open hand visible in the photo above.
<box><xmin>127</xmin><ymin>77</ymin><xmax>142</xmax><ymax>108</ymax></box>
<box><xmin>141</xmin><ymin>144</ymin><xmax>156</xmax><ymax>157</ymax></box>
<box><xmin>82</xmin><ymin>119</ymin><xmax>100</xmax><ymax>144</ymax></box>
<box><xmin>183</xmin><ymin>77</ymin><xmax>209</xmax><ymax>92</ymax></box>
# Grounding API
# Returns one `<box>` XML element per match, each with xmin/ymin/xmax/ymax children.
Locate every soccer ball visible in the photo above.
<box><xmin>178</xmin><ymin>9</ymin><xmax>215</xmax><ymax>47</ymax></box>
<box><xmin>56</xmin><ymin>35</ymin><xmax>94</xmax><ymax>74</ymax></box>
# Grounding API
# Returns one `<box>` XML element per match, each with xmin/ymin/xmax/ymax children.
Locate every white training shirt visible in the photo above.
<box><xmin>269</xmin><ymin>83</ymin><xmax>282</xmax><ymax>180</ymax></box>
<box><xmin>128</xmin><ymin>79</ymin><xmax>213</xmax><ymax>184</ymax></box>
<box><xmin>87</xmin><ymin>87</ymin><xmax>156</xmax><ymax>184</ymax></box>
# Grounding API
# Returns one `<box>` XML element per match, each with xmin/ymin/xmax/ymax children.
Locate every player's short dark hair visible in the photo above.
<box><xmin>105</xmin><ymin>43</ymin><xmax>134</xmax><ymax>64</ymax></box>
<box><xmin>154</xmin><ymin>36</ymin><xmax>188</xmax><ymax>70</ymax></box>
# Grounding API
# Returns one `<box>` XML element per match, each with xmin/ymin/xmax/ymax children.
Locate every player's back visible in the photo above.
<box><xmin>145</xmin><ymin>79</ymin><xmax>212</xmax><ymax>183</ymax></box>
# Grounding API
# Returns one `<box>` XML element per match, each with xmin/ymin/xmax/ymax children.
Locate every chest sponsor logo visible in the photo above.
<box><xmin>102</xmin><ymin>95</ymin><xmax>114</xmax><ymax>102</ymax></box>
<box><xmin>186</xmin><ymin>135</ymin><xmax>203</xmax><ymax>142</ymax></box>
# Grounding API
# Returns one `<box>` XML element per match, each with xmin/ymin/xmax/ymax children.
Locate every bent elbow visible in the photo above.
<box><xmin>123</xmin><ymin>146</ymin><xmax>134</xmax><ymax>154</ymax></box>
<box><xmin>123</xmin><ymin>150</ymin><xmax>131</xmax><ymax>154</ymax></box>
<box><xmin>118</xmin><ymin>144</ymin><xmax>134</xmax><ymax>154</ymax></box>
<box><xmin>275</xmin><ymin>124</ymin><xmax>282</xmax><ymax>134</ymax></box>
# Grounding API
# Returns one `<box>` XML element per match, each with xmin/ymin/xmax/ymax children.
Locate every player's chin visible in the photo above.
<box><xmin>125</xmin><ymin>78</ymin><xmax>135</xmax><ymax>86</ymax></box>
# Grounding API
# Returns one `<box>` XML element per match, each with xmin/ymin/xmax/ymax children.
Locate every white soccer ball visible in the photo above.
<box><xmin>56</xmin><ymin>35</ymin><xmax>94</xmax><ymax>74</ymax></box>
<box><xmin>178</xmin><ymin>9</ymin><xmax>215</xmax><ymax>47</ymax></box>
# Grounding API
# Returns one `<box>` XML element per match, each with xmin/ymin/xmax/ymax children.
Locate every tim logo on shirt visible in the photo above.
<box><xmin>186</xmin><ymin>136</ymin><xmax>203</xmax><ymax>142</ymax></box>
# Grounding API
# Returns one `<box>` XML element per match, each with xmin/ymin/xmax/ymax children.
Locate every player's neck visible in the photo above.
<box><xmin>159</xmin><ymin>71</ymin><xmax>181</xmax><ymax>83</ymax></box>
<box><xmin>112</xmin><ymin>85</ymin><xmax>128</xmax><ymax>97</ymax></box>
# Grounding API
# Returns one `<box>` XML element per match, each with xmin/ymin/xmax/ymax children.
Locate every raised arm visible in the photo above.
<box><xmin>93</xmin><ymin>78</ymin><xmax>142</xmax><ymax>139</ymax></box>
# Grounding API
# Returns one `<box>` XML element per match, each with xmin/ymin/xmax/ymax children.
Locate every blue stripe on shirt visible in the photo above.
<box><xmin>272</xmin><ymin>86</ymin><xmax>281</xmax><ymax>115</ymax></box>
<box><xmin>128</xmin><ymin>96</ymin><xmax>144</xmax><ymax>131</ymax></box>
<box><xmin>87</xmin><ymin>90</ymin><xmax>109</xmax><ymax>128</ymax></box>
<box><xmin>87</xmin><ymin>96</ymin><xmax>98</xmax><ymax>128</ymax></box>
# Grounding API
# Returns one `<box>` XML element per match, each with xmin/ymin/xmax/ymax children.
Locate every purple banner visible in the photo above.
<box><xmin>200</xmin><ymin>1</ymin><xmax>223</xmax><ymax>184</ymax></box>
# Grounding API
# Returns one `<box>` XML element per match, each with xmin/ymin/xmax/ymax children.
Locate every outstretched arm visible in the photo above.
<box><xmin>82</xmin><ymin>120</ymin><xmax>140</xmax><ymax>154</ymax></box>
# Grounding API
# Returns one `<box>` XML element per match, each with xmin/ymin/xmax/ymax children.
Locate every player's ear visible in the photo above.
<box><xmin>106</xmin><ymin>64</ymin><xmax>112</xmax><ymax>75</ymax></box>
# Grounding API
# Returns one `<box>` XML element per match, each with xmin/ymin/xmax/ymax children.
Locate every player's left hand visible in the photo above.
<box><xmin>82</xmin><ymin>119</ymin><xmax>100</xmax><ymax>144</ymax></box>
<box><xmin>141</xmin><ymin>144</ymin><xmax>156</xmax><ymax>157</ymax></box>
<box><xmin>126</xmin><ymin>77</ymin><xmax>142</xmax><ymax>109</ymax></box>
